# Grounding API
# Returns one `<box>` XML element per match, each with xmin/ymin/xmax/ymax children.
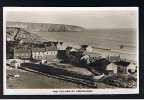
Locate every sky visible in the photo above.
<box><xmin>5</xmin><ymin>7</ymin><xmax>138</xmax><ymax>29</ymax></box>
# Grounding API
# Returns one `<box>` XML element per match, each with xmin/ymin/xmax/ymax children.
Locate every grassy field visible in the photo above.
<box><xmin>7</xmin><ymin>69</ymin><xmax>88</xmax><ymax>89</ymax></box>
<box><xmin>7</xmin><ymin>67</ymin><xmax>116</xmax><ymax>89</ymax></box>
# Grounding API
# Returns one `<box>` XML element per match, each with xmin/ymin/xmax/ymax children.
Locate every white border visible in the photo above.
<box><xmin>3</xmin><ymin>7</ymin><xmax>139</xmax><ymax>95</ymax></box>
<box><xmin>3</xmin><ymin>7</ymin><xmax>138</xmax><ymax>11</ymax></box>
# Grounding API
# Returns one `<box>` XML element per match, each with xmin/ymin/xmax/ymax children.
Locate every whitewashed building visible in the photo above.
<box><xmin>106</xmin><ymin>61</ymin><xmax>137</xmax><ymax>75</ymax></box>
<box><xmin>86</xmin><ymin>46</ymin><xmax>93</xmax><ymax>52</ymax></box>
<box><xmin>32</xmin><ymin>46</ymin><xmax>57</xmax><ymax>60</ymax></box>
<box><xmin>32</xmin><ymin>48</ymin><xmax>45</xmax><ymax>59</ymax></box>
<box><xmin>126</xmin><ymin>63</ymin><xmax>137</xmax><ymax>74</ymax></box>
<box><xmin>45</xmin><ymin>46</ymin><xmax>57</xmax><ymax>56</ymax></box>
<box><xmin>106</xmin><ymin>62</ymin><xmax>118</xmax><ymax>74</ymax></box>
<box><xmin>7</xmin><ymin>59</ymin><xmax>24</xmax><ymax>69</ymax></box>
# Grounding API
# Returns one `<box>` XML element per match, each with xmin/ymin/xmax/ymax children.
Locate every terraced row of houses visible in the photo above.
<box><xmin>13</xmin><ymin>41</ymin><xmax>64</xmax><ymax>60</ymax></box>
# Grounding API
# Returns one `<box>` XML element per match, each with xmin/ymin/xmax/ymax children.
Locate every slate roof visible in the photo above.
<box><xmin>114</xmin><ymin>60</ymin><xmax>130</xmax><ymax>67</ymax></box>
<box><xmin>46</xmin><ymin>46</ymin><xmax>57</xmax><ymax>51</ymax></box>
<box><xmin>32</xmin><ymin>48</ymin><xmax>46</xmax><ymax>52</ymax></box>
<box><xmin>14</xmin><ymin>47</ymin><xmax>31</xmax><ymax>53</ymax></box>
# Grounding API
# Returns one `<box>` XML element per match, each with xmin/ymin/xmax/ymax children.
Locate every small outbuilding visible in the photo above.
<box><xmin>126</xmin><ymin>63</ymin><xmax>137</xmax><ymax>74</ymax></box>
<box><xmin>106</xmin><ymin>62</ymin><xmax>118</xmax><ymax>74</ymax></box>
<box><xmin>86</xmin><ymin>46</ymin><xmax>93</xmax><ymax>52</ymax></box>
<box><xmin>7</xmin><ymin>59</ymin><xmax>23</xmax><ymax>69</ymax></box>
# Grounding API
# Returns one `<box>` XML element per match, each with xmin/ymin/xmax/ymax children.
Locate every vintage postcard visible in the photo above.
<box><xmin>3</xmin><ymin>7</ymin><xmax>139</xmax><ymax>95</ymax></box>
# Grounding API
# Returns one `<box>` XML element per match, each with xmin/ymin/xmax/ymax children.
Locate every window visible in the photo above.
<box><xmin>25</xmin><ymin>53</ymin><xmax>28</xmax><ymax>57</ymax></box>
<box><xmin>21</xmin><ymin>53</ymin><xmax>24</xmax><ymax>57</ymax></box>
<box><xmin>36</xmin><ymin>52</ymin><xmax>39</xmax><ymax>55</ymax></box>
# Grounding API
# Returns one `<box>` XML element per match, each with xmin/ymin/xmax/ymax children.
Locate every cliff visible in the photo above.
<box><xmin>6</xmin><ymin>27</ymin><xmax>42</xmax><ymax>43</ymax></box>
<box><xmin>6</xmin><ymin>21</ymin><xmax>84</xmax><ymax>32</ymax></box>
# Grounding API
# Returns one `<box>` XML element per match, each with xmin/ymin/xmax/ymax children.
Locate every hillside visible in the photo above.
<box><xmin>6</xmin><ymin>21</ymin><xmax>84</xmax><ymax>32</ymax></box>
<box><xmin>6</xmin><ymin>27</ymin><xmax>42</xmax><ymax>43</ymax></box>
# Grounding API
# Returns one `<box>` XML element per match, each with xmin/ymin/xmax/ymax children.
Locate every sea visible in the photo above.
<box><xmin>35</xmin><ymin>29</ymin><xmax>138</xmax><ymax>62</ymax></box>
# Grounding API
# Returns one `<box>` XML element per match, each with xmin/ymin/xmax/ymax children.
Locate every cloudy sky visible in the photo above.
<box><xmin>5</xmin><ymin>7</ymin><xmax>138</xmax><ymax>29</ymax></box>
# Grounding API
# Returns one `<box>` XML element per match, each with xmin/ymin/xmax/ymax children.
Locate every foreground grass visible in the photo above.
<box><xmin>7</xmin><ymin>69</ymin><xmax>88</xmax><ymax>89</ymax></box>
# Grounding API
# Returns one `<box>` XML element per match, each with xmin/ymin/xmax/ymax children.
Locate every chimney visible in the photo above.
<box><xmin>60</xmin><ymin>42</ymin><xmax>63</xmax><ymax>46</ymax></box>
<box><xmin>53</xmin><ymin>42</ymin><xmax>58</xmax><ymax>46</ymax></box>
<box><xmin>66</xmin><ymin>46</ymin><xmax>72</xmax><ymax>51</ymax></box>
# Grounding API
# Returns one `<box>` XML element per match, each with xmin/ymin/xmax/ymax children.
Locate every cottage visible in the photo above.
<box><xmin>115</xmin><ymin>61</ymin><xmax>128</xmax><ymax>74</ymax></box>
<box><xmin>86</xmin><ymin>46</ymin><xmax>93</xmax><ymax>52</ymax></box>
<box><xmin>14</xmin><ymin>47</ymin><xmax>31</xmax><ymax>59</ymax></box>
<box><xmin>105</xmin><ymin>60</ymin><xmax>137</xmax><ymax>75</ymax></box>
<box><xmin>32</xmin><ymin>43</ymin><xmax>58</xmax><ymax>60</ymax></box>
<box><xmin>113</xmin><ymin>60</ymin><xmax>137</xmax><ymax>74</ymax></box>
<box><xmin>7</xmin><ymin>59</ymin><xmax>24</xmax><ymax>69</ymax></box>
<box><xmin>45</xmin><ymin>46</ymin><xmax>57</xmax><ymax>56</ymax></box>
<box><xmin>106</xmin><ymin>62</ymin><xmax>118</xmax><ymax>74</ymax></box>
<box><xmin>32</xmin><ymin>47</ymin><xmax>45</xmax><ymax>59</ymax></box>
<box><xmin>70</xmin><ymin>48</ymin><xmax>77</xmax><ymax>52</ymax></box>
<box><xmin>126</xmin><ymin>63</ymin><xmax>137</xmax><ymax>74</ymax></box>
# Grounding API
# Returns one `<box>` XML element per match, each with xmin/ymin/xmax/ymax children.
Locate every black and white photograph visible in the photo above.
<box><xmin>3</xmin><ymin>7</ymin><xmax>139</xmax><ymax>95</ymax></box>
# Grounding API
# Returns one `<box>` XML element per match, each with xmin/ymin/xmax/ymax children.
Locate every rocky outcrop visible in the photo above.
<box><xmin>7</xmin><ymin>21</ymin><xmax>84</xmax><ymax>32</ymax></box>
<box><xmin>6</xmin><ymin>27</ymin><xmax>41</xmax><ymax>43</ymax></box>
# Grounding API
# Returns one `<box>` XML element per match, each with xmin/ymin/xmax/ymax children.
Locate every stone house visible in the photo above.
<box><xmin>14</xmin><ymin>42</ymin><xmax>58</xmax><ymax>60</ymax></box>
<box><xmin>14</xmin><ymin>47</ymin><xmax>31</xmax><ymax>59</ymax></box>
<box><xmin>105</xmin><ymin>60</ymin><xmax>137</xmax><ymax>75</ymax></box>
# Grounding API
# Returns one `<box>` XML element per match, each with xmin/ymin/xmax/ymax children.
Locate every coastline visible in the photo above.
<box><xmin>60</xmin><ymin>41</ymin><xmax>137</xmax><ymax>62</ymax></box>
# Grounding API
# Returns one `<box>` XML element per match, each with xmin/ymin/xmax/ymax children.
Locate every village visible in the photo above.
<box><xmin>6</xmin><ymin>37</ymin><xmax>138</xmax><ymax>88</ymax></box>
